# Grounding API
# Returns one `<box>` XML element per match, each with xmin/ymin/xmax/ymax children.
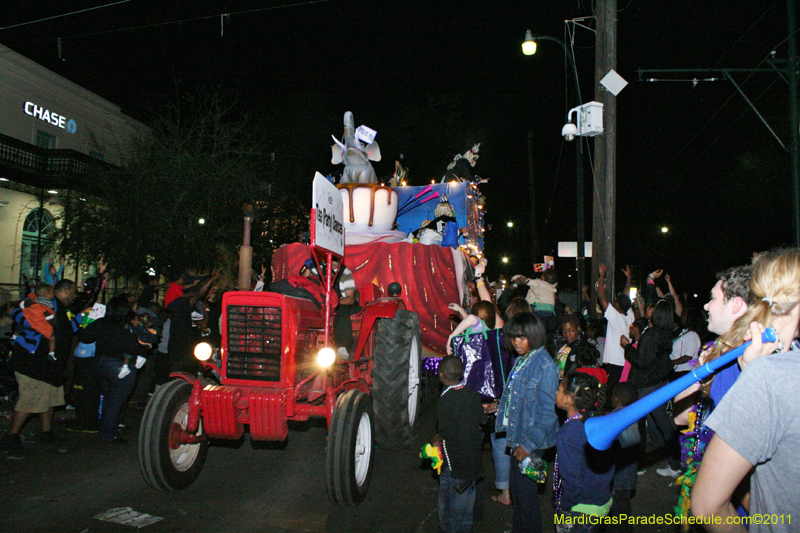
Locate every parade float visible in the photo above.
<box><xmin>272</xmin><ymin>111</ymin><xmax>486</xmax><ymax>360</ymax></box>
<box><xmin>138</xmin><ymin>111</ymin><xmax>488</xmax><ymax>507</ymax></box>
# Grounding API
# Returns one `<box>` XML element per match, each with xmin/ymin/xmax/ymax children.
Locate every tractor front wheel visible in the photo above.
<box><xmin>138</xmin><ymin>380</ymin><xmax>209</xmax><ymax>491</ymax></box>
<box><xmin>372</xmin><ymin>309</ymin><xmax>421</xmax><ymax>449</ymax></box>
<box><xmin>326</xmin><ymin>389</ymin><xmax>374</xmax><ymax>506</ymax></box>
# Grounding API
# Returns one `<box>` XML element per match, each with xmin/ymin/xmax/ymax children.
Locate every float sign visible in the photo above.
<box><xmin>312</xmin><ymin>172</ymin><xmax>344</xmax><ymax>255</ymax></box>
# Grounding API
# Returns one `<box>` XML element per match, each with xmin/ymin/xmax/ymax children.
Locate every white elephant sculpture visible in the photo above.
<box><xmin>331</xmin><ymin>111</ymin><xmax>381</xmax><ymax>184</ymax></box>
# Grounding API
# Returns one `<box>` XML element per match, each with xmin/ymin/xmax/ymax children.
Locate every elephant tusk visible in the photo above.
<box><xmin>331</xmin><ymin>135</ymin><xmax>346</xmax><ymax>150</ymax></box>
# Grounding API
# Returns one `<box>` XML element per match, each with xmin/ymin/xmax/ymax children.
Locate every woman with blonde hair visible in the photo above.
<box><xmin>691</xmin><ymin>247</ymin><xmax>800</xmax><ymax>531</ymax></box>
<box><xmin>703</xmin><ymin>247</ymin><xmax>800</xmax><ymax>371</ymax></box>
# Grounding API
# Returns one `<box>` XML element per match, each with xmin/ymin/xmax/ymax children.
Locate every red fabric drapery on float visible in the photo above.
<box><xmin>272</xmin><ymin>242</ymin><xmax>466</xmax><ymax>356</ymax></box>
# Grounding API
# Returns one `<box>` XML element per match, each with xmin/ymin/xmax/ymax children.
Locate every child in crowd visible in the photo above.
<box><xmin>555</xmin><ymin>314</ymin><xmax>584</xmax><ymax>378</ymax></box>
<box><xmin>606</xmin><ymin>382</ymin><xmax>640</xmax><ymax>533</ymax></box>
<box><xmin>554</xmin><ymin>371</ymin><xmax>615</xmax><ymax>532</ymax></box>
<box><xmin>446</xmin><ymin>299</ymin><xmax>513</xmax><ymax>509</ymax></box>
<box><xmin>21</xmin><ymin>283</ymin><xmax>57</xmax><ymax>359</ymax></box>
<box><xmin>436</xmin><ymin>355</ymin><xmax>485</xmax><ymax>533</ymax></box>
<box><xmin>585</xmin><ymin>319</ymin><xmax>605</xmax><ymax>358</ymax></box>
<box><xmin>520</xmin><ymin>270</ymin><xmax>558</xmax><ymax>318</ymax></box>
<box><xmin>574</xmin><ymin>343</ymin><xmax>607</xmax><ymax>389</ymax></box>
<box><xmin>556</xmin><ymin>315</ymin><xmax>604</xmax><ymax>381</ymax></box>
<box><xmin>118</xmin><ymin>312</ymin><xmax>159</xmax><ymax>379</ymax></box>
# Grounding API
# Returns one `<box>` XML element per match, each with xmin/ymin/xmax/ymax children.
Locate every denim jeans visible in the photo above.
<box><xmin>438</xmin><ymin>466</ymin><xmax>477</xmax><ymax>533</ymax></box>
<box><xmin>491</xmin><ymin>432</ymin><xmax>510</xmax><ymax>490</ymax></box>
<box><xmin>93</xmin><ymin>356</ymin><xmax>137</xmax><ymax>442</ymax></box>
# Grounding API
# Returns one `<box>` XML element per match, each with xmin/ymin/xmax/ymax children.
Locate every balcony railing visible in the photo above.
<box><xmin>0</xmin><ymin>133</ymin><xmax>102</xmax><ymax>178</ymax></box>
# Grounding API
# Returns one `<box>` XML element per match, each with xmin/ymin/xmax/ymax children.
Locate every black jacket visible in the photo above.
<box><xmin>437</xmin><ymin>387</ymin><xmax>485</xmax><ymax>480</ymax></box>
<box><xmin>79</xmin><ymin>319</ymin><xmax>149</xmax><ymax>362</ymax></box>
<box><xmin>623</xmin><ymin>327</ymin><xmax>674</xmax><ymax>389</ymax></box>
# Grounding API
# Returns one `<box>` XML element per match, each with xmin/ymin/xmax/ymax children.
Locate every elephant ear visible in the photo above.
<box><xmin>331</xmin><ymin>135</ymin><xmax>345</xmax><ymax>164</ymax></box>
<box><xmin>366</xmin><ymin>140</ymin><xmax>381</xmax><ymax>162</ymax></box>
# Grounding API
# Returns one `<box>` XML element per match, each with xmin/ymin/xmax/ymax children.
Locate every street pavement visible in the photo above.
<box><xmin>0</xmin><ymin>388</ymin><xmax>681</xmax><ymax>532</ymax></box>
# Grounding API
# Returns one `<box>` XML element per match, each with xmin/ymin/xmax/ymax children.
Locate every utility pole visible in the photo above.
<box><xmin>591</xmin><ymin>0</ymin><xmax>618</xmax><ymax>313</ymax></box>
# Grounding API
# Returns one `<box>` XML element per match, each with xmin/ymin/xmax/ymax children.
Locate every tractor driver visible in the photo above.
<box><xmin>302</xmin><ymin>258</ymin><xmax>360</xmax><ymax>358</ymax></box>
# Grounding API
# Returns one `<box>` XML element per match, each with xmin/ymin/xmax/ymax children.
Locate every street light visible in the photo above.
<box><xmin>661</xmin><ymin>226</ymin><xmax>669</xmax><ymax>233</ymax></box>
<box><xmin>523</xmin><ymin>31</ymin><xmax>587</xmax><ymax>294</ymax></box>
<box><xmin>522</xmin><ymin>30</ymin><xmax>537</xmax><ymax>56</ymax></box>
<box><xmin>502</xmin><ymin>256</ymin><xmax>509</xmax><ymax>264</ymax></box>
<box><xmin>507</xmin><ymin>221</ymin><xmax>514</xmax><ymax>228</ymax></box>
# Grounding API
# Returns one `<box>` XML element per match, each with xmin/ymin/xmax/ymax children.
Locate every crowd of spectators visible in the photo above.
<box><xmin>1</xmin><ymin>261</ymin><xmax>220</xmax><ymax>451</ymax></box>
<box><xmin>2</xmin><ymin>245</ymin><xmax>799</xmax><ymax>533</ymax></box>
<box><xmin>438</xmin><ymin>247</ymin><xmax>800</xmax><ymax>532</ymax></box>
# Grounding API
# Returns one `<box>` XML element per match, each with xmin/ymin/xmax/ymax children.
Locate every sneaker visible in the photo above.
<box><xmin>1</xmin><ymin>433</ymin><xmax>27</xmax><ymax>454</ymax></box>
<box><xmin>656</xmin><ymin>466</ymin><xmax>682</xmax><ymax>479</ymax></box>
<box><xmin>637</xmin><ymin>468</ymin><xmax>646</xmax><ymax>476</ymax></box>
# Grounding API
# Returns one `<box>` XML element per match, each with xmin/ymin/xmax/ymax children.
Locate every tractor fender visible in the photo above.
<box><xmin>352</xmin><ymin>297</ymin><xmax>406</xmax><ymax>359</ymax></box>
<box><xmin>168</xmin><ymin>372</ymin><xmax>201</xmax><ymax>385</ymax></box>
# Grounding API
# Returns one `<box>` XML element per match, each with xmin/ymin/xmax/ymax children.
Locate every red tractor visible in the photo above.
<box><xmin>137</xmin><ymin>245</ymin><xmax>422</xmax><ymax>506</ymax></box>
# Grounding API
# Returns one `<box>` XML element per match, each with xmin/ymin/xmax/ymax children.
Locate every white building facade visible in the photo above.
<box><xmin>0</xmin><ymin>43</ymin><xmax>145</xmax><ymax>301</ymax></box>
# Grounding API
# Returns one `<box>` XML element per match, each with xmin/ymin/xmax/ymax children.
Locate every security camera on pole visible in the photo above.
<box><xmin>562</xmin><ymin>102</ymin><xmax>604</xmax><ymax>141</ymax></box>
<box><xmin>560</xmin><ymin>101</ymin><xmax>603</xmax><ymax>297</ymax></box>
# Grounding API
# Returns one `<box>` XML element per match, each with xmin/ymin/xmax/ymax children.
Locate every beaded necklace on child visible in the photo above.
<box><xmin>553</xmin><ymin>412</ymin><xmax>584</xmax><ymax>514</ymax></box>
<box><xmin>439</xmin><ymin>384</ymin><xmax>464</xmax><ymax>473</ymax></box>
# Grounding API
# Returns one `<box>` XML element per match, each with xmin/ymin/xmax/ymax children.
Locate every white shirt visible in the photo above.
<box><xmin>601</xmin><ymin>306</ymin><xmax>635</xmax><ymax>366</ymax></box>
<box><xmin>669</xmin><ymin>329</ymin><xmax>701</xmax><ymax>373</ymax></box>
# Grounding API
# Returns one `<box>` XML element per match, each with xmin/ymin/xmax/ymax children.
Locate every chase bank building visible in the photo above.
<box><xmin>0</xmin><ymin>43</ymin><xmax>145</xmax><ymax>301</ymax></box>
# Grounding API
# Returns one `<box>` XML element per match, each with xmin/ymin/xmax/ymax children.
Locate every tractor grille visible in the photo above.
<box><xmin>226</xmin><ymin>305</ymin><xmax>282</xmax><ymax>381</ymax></box>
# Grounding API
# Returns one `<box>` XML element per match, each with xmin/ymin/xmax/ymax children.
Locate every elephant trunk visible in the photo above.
<box><xmin>343</xmin><ymin>111</ymin><xmax>356</xmax><ymax>146</ymax></box>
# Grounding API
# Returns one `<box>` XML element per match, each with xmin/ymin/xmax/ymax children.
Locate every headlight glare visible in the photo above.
<box><xmin>317</xmin><ymin>347</ymin><xmax>336</xmax><ymax>367</ymax></box>
<box><xmin>194</xmin><ymin>342</ymin><xmax>213</xmax><ymax>361</ymax></box>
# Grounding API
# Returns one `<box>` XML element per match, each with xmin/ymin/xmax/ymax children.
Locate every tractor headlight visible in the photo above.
<box><xmin>317</xmin><ymin>347</ymin><xmax>336</xmax><ymax>367</ymax></box>
<box><xmin>194</xmin><ymin>342</ymin><xmax>213</xmax><ymax>361</ymax></box>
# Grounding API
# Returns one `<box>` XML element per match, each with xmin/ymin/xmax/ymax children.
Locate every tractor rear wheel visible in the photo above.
<box><xmin>372</xmin><ymin>309</ymin><xmax>421</xmax><ymax>449</ymax></box>
<box><xmin>139</xmin><ymin>380</ymin><xmax>209</xmax><ymax>491</ymax></box>
<box><xmin>326</xmin><ymin>389</ymin><xmax>374</xmax><ymax>506</ymax></box>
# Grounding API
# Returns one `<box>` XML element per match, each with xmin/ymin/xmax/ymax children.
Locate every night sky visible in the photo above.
<box><xmin>3</xmin><ymin>0</ymin><xmax>796</xmax><ymax>298</ymax></box>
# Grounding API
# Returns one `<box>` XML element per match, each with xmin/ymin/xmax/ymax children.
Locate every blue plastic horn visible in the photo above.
<box><xmin>584</xmin><ymin>328</ymin><xmax>778</xmax><ymax>451</ymax></box>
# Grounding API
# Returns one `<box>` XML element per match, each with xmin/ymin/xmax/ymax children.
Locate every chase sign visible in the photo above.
<box><xmin>24</xmin><ymin>101</ymin><xmax>77</xmax><ymax>134</ymax></box>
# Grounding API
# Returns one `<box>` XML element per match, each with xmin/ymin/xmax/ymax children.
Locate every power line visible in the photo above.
<box><xmin>635</xmin><ymin>1</ymin><xmax>782</xmax><ymax>187</ymax></box>
<box><xmin>643</xmin><ymin>51</ymin><xmax>782</xmax><ymax>189</ymax></box>
<box><xmin>2</xmin><ymin>0</ymin><xmax>331</xmax><ymax>42</ymax></box>
<box><xmin>0</xmin><ymin>1</ymin><xmax>131</xmax><ymax>31</ymax></box>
